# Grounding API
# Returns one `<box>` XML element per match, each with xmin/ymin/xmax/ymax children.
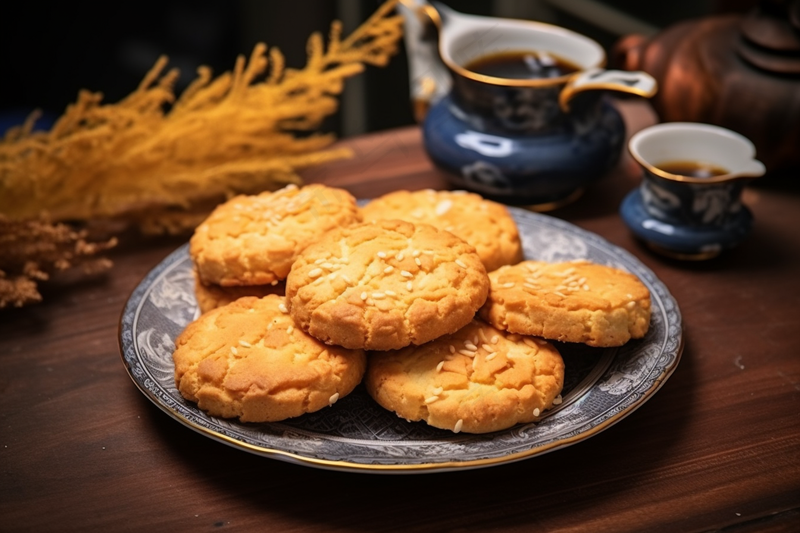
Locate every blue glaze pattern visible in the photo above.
<box><xmin>423</xmin><ymin>94</ymin><xmax>624</xmax><ymax>205</ymax></box>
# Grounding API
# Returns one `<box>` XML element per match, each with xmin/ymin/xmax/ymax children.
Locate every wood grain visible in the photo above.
<box><xmin>1</xmin><ymin>99</ymin><xmax>799</xmax><ymax>532</ymax></box>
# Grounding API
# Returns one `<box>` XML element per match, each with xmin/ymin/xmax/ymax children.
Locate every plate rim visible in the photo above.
<box><xmin>118</xmin><ymin>206</ymin><xmax>683</xmax><ymax>474</ymax></box>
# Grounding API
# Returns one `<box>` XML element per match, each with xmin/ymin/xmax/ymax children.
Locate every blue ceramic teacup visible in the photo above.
<box><xmin>415</xmin><ymin>2</ymin><xmax>657</xmax><ymax>210</ymax></box>
<box><xmin>621</xmin><ymin>122</ymin><xmax>766</xmax><ymax>259</ymax></box>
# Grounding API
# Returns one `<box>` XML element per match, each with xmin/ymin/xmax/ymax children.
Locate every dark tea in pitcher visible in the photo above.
<box><xmin>656</xmin><ymin>160</ymin><xmax>730</xmax><ymax>178</ymax></box>
<box><xmin>465</xmin><ymin>50</ymin><xmax>580</xmax><ymax>80</ymax></box>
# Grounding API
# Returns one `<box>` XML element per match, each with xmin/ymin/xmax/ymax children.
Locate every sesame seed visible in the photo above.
<box><xmin>322</xmin><ymin>262</ymin><xmax>335</xmax><ymax>269</ymax></box>
<box><xmin>372</xmin><ymin>292</ymin><xmax>386</xmax><ymax>299</ymax></box>
<box><xmin>360</xmin><ymin>292</ymin><xmax>368</xmax><ymax>300</ymax></box>
<box><xmin>287</xmin><ymin>325</ymin><xmax>294</xmax><ymax>334</ymax></box>
<box><xmin>491</xmin><ymin>335</ymin><xmax>499</xmax><ymax>344</ymax></box>
<box><xmin>239</xmin><ymin>340</ymin><xmax>252</xmax><ymax>348</ymax></box>
<box><xmin>271</xmin><ymin>280</ymin><xmax>279</xmax><ymax>286</ymax></box>
<box><xmin>583</xmin><ymin>284</ymin><xmax>590</xmax><ymax>291</ymax></box>
<box><xmin>554</xmin><ymin>291</ymin><xmax>567</xmax><ymax>297</ymax></box>
<box><xmin>424</xmin><ymin>396</ymin><xmax>439</xmax><ymax>404</ymax></box>
<box><xmin>455</xmin><ymin>259</ymin><xmax>467</xmax><ymax>268</ymax></box>
<box><xmin>396</xmin><ymin>252</ymin><xmax>404</xmax><ymax>261</ymax></box>
<box><xmin>406</xmin><ymin>281</ymin><xmax>413</xmax><ymax>291</ymax></box>
<box><xmin>627</xmin><ymin>301</ymin><xmax>637</xmax><ymax>309</ymax></box>
<box><xmin>478</xmin><ymin>329</ymin><xmax>488</xmax><ymax>343</ymax></box>
<box><xmin>278</xmin><ymin>303</ymin><xmax>288</xmax><ymax>313</ymax></box>
<box><xmin>432</xmin><ymin>387</ymin><xmax>443</xmax><ymax>395</ymax></box>
<box><xmin>626</xmin><ymin>293</ymin><xmax>633</xmax><ymax>299</ymax></box>
<box><xmin>564</xmin><ymin>267</ymin><xmax>576</xmax><ymax>275</ymax></box>
<box><xmin>315</xmin><ymin>258</ymin><xmax>325</xmax><ymax>264</ymax></box>
<box><xmin>454</xmin><ymin>419</ymin><xmax>463</xmax><ymax>433</ymax></box>
<box><xmin>230</xmin><ymin>346</ymin><xmax>238</xmax><ymax>355</ymax></box>
<box><xmin>377</xmin><ymin>251</ymin><xmax>387</xmax><ymax>258</ymax></box>
<box><xmin>415</xmin><ymin>257</ymin><xmax>422</xmax><ymax>266</ymax></box>
<box><xmin>502</xmin><ymin>282</ymin><xmax>515</xmax><ymax>288</ymax></box>
<box><xmin>329</xmin><ymin>393</ymin><xmax>339</xmax><ymax>405</ymax></box>
<box><xmin>423</xmin><ymin>250</ymin><xmax>434</xmax><ymax>255</ymax></box>
<box><xmin>309</xmin><ymin>268</ymin><xmax>323</xmax><ymax>278</ymax></box>
<box><xmin>486</xmin><ymin>352</ymin><xmax>497</xmax><ymax>361</ymax></box>
<box><xmin>385</xmin><ymin>290</ymin><xmax>396</xmax><ymax>297</ymax></box>
<box><xmin>449</xmin><ymin>345</ymin><xmax>456</xmax><ymax>354</ymax></box>
<box><xmin>341</xmin><ymin>274</ymin><xmax>351</xmax><ymax>283</ymax></box>
<box><xmin>533</xmin><ymin>408</ymin><xmax>540</xmax><ymax>417</ymax></box>
<box><xmin>436</xmin><ymin>361</ymin><xmax>445</xmax><ymax>371</ymax></box>
<box><xmin>473</xmin><ymin>335</ymin><xmax>479</xmax><ymax>345</ymax></box>
<box><xmin>523</xmin><ymin>338</ymin><xmax>538</xmax><ymax>349</ymax></box>
<box><xmin>482</xmin><ymin>344</ymin><xmax>495</xmax><ymax>352</ymax></box>
<box><xmin>401</xmin><ymin>270</ymin><xmax>413</xmax><ymax>278</ymax></box>
<box><xmin>328</xmin><ymin>273</ymin><xmax>337</xmax><ymax>280</ymax></box>
<box><xmin>412</xmin><ymin>250</ymin><xmax>420</xmax><ymax>257</ymax></box>
<box><xmin>435</xmin><ymin>199</ymin><xmax>453</xmax><ymax>216</ymax></box>
<box><xmin>313</xmin><ymin>277</ymin><xmax>324</xmax><ymax>285</ymax></box>
<box><xmin>553</xmin><ymin>395</ymin><xmax>563</xmax><ymax>405</ymax></box>
<box><xmin>578</xmin><ymin>277</ymin><xmax>587</xmax><ymax>284</ymax></box>
<box><xmin>384</xmin><ymin>266</ymin><xmax>394</xmax><ymax>274</ymax></box>
<box><xmin>524</xmin><ymin>283</ymin><xmax>539</xmax><ymax>290</ymax></box>
<box><xmin>458</xmin><ymin>349</ymin><xmax>476</xmax><ymax>357</ymax></box>
<box><xmin>464</xmin><ymin>341</ymin><xmax>478</xmax><ymax>351</ymax></box>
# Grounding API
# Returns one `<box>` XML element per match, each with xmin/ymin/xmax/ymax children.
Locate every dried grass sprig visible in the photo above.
<box><xmin>0</xmin><ymin>215</ymin><xmax>116</xmax><ymax>308</ymax></box>
<box><xmin>0</xmin><ymin>0</ymin><xmax>403</xmax><ymax>308</ymax></box>
<box><xmin>0</xmin><ymin>0</ymin><xmax>402</xmax><ymax>232</ymax></box>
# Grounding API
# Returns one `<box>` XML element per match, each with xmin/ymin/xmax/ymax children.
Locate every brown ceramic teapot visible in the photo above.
<box><xmin>614</xmin><ymin>0</ymin><xmax>800</xmax><ymax>173</ymax></box>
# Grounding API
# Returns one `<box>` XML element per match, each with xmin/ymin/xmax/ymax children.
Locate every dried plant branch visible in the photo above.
<box><xmin>0</xmin><ymin>0</ymin><xmax>402</xmax><ymax>232</ymax></box>
<box><xmin>0</xmin><ymin>0</ymin><xmax>403</xmax><ymax>308</ymax></box>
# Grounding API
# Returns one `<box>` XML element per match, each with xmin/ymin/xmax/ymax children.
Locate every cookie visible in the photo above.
<box><xmin>193</xmin><ymin>271</ymin><xmax>284</xmax><ymax>314</ymax></box>
<box><xmin>172</xmin><ymin>295</ymin><xmax>367</xmax><ymax>423</ymax></box>
<box><xmin>285</xmin><ymin>219</ymin><xmax>490</xmax><ymax>351</ymax></box>
<box><xmin>361</xmin><ymin>189</ymin><xmax>523</xmax><ymax>272</ymax></box>
<box><xmin>479</xmin><ymin>260</ymin><xmax>651</xmax><ymax>347</ymax></box>
<box><xmin>190</xmin><ymin>184</ymin><xmax>362</xmax><ymax>287</ymax></box>
<box><xmin>365</xmin><ymin>319</ymin><xmax>565</xmax><ymax>434</ymax></box>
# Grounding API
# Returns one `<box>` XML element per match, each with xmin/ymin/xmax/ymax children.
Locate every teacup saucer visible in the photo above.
<box><xmin>620</xmin><ymin>188</ymin><xmax>753</xmax><ymax>260</ymax></box>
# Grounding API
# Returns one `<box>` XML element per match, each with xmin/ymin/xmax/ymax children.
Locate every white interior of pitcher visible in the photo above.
<box><xmin>441</xmin><ymin>13</ymin><xmax>605</xmax><ymax>76</ymax></box>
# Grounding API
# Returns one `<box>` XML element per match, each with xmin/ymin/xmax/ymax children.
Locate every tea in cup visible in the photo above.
<box><xmin>621</xmin><ymin>122</ymin><xmax>766</xmax><ymax>259</ymax></box>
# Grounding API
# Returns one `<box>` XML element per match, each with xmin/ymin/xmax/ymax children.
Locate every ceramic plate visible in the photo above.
<box><xmin>119</xmin><ymin>206</ymin><xmax>682</xmax><ymax>473</ymax></box>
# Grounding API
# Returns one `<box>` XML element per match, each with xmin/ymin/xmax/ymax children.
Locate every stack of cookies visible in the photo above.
<box><xmin>172</xmin><ymin>185</ymin><xmax>651</xmax><ymax>434</ymax></box>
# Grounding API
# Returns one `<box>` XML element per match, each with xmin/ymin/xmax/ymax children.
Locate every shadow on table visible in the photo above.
<box><xmin>140</xmin><ymin>333</ymin><xmax>698</xmax><ymax>532</ymax></box>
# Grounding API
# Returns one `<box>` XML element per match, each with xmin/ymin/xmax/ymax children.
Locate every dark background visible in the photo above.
<box><xmin>0</xmin><ymin>0</ymin><xmax>756</xmax><ymax>138</ymax></box>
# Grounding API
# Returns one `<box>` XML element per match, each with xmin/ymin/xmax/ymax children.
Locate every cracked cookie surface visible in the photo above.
<box><xmin>172</xmin><ymin>295</ymin><xmax>366</xmax><ymax>423</ymax></box>
<box><xmin>285</xmin><ymin>219</ymin><xmax>490</xmax><ymax>351</ymax></box>
<box><xmin>190</xmin><ymin>184</ymin><xmax>362</xmax><ymax>287</ymax></box>
<box><xmin>361</xmin><ymin>189</ymin><xmax>523</xmax><ymax>272</ymax></box>
<box><xmin>365</xmin><ymin>319</ymin><xmax>564</xmax><ymax>434</ymax></box>
<box><xmin>479</xmin><ymin>260</ymin><xmax>651</xmax><ymax>347</ymax></box>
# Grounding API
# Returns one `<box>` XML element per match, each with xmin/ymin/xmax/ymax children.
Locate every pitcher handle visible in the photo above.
<box><xmin>559</xmin><ymin>68</ymin><xmax>657</xmax><ymax>112</ymax></box>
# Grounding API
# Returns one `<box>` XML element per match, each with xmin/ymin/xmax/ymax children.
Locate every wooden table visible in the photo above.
<box><xmin>2</xmin><ymin>100</ymin><xmax>799</xmax><ymax>532</ymax></box>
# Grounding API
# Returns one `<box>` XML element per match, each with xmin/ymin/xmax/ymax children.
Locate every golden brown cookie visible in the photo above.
<box><xmin>190</xmin><ymin>184</ymin><xmax>362</xmax><ymax>287</ymax></box>
<box><xmin>479</xmin><ymin>260</ymin><xmax>651</xmax><ymax>347</ymax></box>
<box><xmin>172</xmin><ymin>295</ymin><xmax>367</xmax><ymax>423</ymax></box>
<box><xmin>193</xmin><ymin>272</ymin><xmax>284</xmax><ymax>314</ymax></box>
<box><xmin>360</xmin><ymin>189</ymin><xmax>523</xmax><ymax>272</ymax></box>
<box><xmin>285</xmin><ymin>219</ymin><xmax>490</xmax><ymax>351</ymax></box>
<box><xmin>365</xmin><ymin>319</ymin><xmax>564</xmax><ymax>434</ymax></box>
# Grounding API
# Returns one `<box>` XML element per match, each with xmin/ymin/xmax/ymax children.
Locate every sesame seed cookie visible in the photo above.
<box><xmin>193</xmin><ymin>271</ymin><xmax>284</xmax><ymax>314</ymax></box>
<box><xmin>365</xmin><ymin>319</ymin><xmax>565</xmax><ymax>434</ymax></box>
<box><xmin>285</xmin><ymin>219</ymin><xmax>490</xmax><ymax>351</ymax></box>
<box><xmin>360</xmin><ymin>189</ymin><xmax>523</xmax><ymax>272</ymax></box>
<box><xmin>190</xmin><ymin>184</ymin><xmax>362</xmax><ymax>287</ymax></box>
<box><xmin>479</xmin><ymin>260</ymin><xmax>651</xmax><ymax>347</ymax></box>
<box><xmin>172</xmin><ymin>295</ymin><xmax>367</xmax><ymax>423</ymax></box>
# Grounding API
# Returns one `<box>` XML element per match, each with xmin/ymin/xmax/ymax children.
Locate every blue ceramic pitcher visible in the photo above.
<box><xmin>404</xmin><ymin>2</ymin><xmax>657</xmax><ymax>210</ymax></box>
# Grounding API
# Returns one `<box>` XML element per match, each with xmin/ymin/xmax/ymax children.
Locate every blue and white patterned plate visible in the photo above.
<box><xmin>119</xmin><ymin>206</ymin><xmax>682</xmax><ymax>473</ymax></box>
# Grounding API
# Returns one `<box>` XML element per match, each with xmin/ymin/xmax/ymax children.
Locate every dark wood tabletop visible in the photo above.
<box><xmin>2</xmin><ymin>99</ymin><xmax>799</xmax><ymax>532</ymax></box>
